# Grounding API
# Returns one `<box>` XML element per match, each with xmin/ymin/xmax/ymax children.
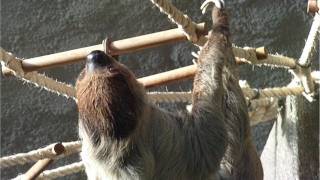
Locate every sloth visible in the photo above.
<box><xmin>75</xmin><ymin>0</ymin><xmax>263</xmax><ymax>179</ymax></box>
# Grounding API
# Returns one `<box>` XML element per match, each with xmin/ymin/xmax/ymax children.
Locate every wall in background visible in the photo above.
<box><xmin>1</xmin><ymin>0</ymin><xmax>317</xmax><ymax>179</ymax></box>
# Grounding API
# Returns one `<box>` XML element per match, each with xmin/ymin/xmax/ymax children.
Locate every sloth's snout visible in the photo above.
<box><xmin>86</xmin><ymin>50</ymin><xmax>113</xmax><ymax>72</ymax></box>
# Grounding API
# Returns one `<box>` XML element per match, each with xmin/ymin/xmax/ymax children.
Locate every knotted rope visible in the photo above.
<box><xmin>298</xmin><ymin>13</ymin><xmax>320</xmax><ymax>67</ymax></box>
<box><xmin>232</xmin><ymin>46</ymin><xmax>296</xmax><ymax>68</ymax></box>
<box><xmin>292</xmin><ymin>13</ymin><xmax>320</xmax><ymax>100</ymax></box>
<box><xmin>0</xmin><ymin>141</ymin><xmax>81</xmax><ymax>168</ymax></box>
<box><xmin>0</xmin><ymin>49</ymin><xmax>76</xmax><ymax>99</ymax></box>
<box><xmin>150</xmin><ymin>0</ymin><xmax>206</xmax><ymax>45</ymax></box>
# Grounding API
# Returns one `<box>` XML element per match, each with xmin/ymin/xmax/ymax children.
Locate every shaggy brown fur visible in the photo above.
<box><xmin>76</xmin><ymin>1</ymin><xmax>263</xmax><ymax>179</ymax></box>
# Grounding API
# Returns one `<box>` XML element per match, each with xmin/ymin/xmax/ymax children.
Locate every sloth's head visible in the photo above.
<box><xmin>76</xmin><ymin>50</ymin><xmax>144</xmax><ymax>142</ymax></box>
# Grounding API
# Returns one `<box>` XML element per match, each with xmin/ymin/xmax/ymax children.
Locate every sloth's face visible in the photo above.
<box><xmin>76</xmin><ymin>50</ymin><xmax>135</xmax><ymax>86</ymax></box>
<box><xmin>75</xmin><ymin>50</ymin><xmax>143</xmax><ymax>140</ymax></box>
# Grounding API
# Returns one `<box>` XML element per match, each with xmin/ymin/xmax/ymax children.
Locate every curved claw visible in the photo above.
<box><xmin>200</xmin><ymin>0</ymin><xmax>225</xmax><ymax>14</ymax></box>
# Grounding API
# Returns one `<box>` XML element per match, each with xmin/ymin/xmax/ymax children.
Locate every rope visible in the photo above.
<box><xmin>242</xmin><ymin>86</ymin><xmax>304</xmax><ymax>99</ymax></box>
<box><xmin>0</xmin><ymin>141</ymin><xmax>81</xmax><ymax>168</ymax></box>
<box><xmin>36</xmin><ymin>162</ymin><xmax>84</xmax><ymax>180</ymax></box>
<box><xmin>13</xmin><ymin>162</ymin><xmax>85</xmax><ymax>180</ymax></box>
<box><xmin>1</xmin><ymin>2</ymin><xmax>319</xmax><ymax>179</ymax></box>
<box><xmin>149</xmin><ymin>86</ymin><xmax>305</xmax><ymax>104</ymax></box>
<box><xmin>1</xmin><ymin>48</ymin><xmax>304</xmax><ymax>103</ymax></box>
<box><xmin>1</xmin><ymin>49</ymin><xmax>305</xmax><ymax>103</ymax></box>
<box><xmin>148</xmin><ymin>91</ymin><xmax>191</xmax><ymax>103</ymax></box>
<box><xmin>298</xmin><ymin>13</ymin><xmax>320</xmax><ymax>67</ymax></box>
<box><xmin>148</xmin><ymin>0</ymin><xmax>307</xmax><ymax>70</ymax></box>
<box><xmin>0</xmin><ymin>50</ymin><xmax>75</xmax><ymax>100</ymax></box>
<box><xmin>232</xmin><ymin>46</ymin><xmax>297</xmax><ymax>68</ymax></box>
<box><xmin>292</xmin><ymin>13</ymin><xmax>320</xmax><ymax>98</ymax></box>
<box><xmin>0</xmin><ymin>48</ymin><xmax>24</xmax><ymax>76</ymax></box>
<box><xmin>149</xmin><ymin>0</ymin><xmax>205</xmax><ymax>44</ymax></box>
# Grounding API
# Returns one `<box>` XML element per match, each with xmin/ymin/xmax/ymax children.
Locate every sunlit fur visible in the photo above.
<box><xmin>76</xmin><ymin>2</ymin><xmax>262</xmax><ymax>180</ymax></box>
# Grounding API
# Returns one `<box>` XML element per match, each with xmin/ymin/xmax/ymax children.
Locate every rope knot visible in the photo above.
<box><xmin>178</xmin><ymin>15</ymin><xmax>199</xmax><ymax>43</ymax></box>
<box><xmin>0</xmin><ymin>48</ymin><xmax>25</xmax><ymax>76</ymax></box>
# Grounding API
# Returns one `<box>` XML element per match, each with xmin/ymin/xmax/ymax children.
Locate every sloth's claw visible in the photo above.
<box><xmin>200</xmin><ymin>0</ymin><xmax>225</xmax><ymax>14</ymax></box>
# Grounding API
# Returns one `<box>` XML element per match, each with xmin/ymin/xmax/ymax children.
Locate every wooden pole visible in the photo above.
<box><xmin>138</xmin><ymin>57</ymin><xmax>246</xmax><ymax>88</ymax></box>
<box><xmin>139</xmin><ymin>65</ymin><xmax>196</xmax><ymax>88</ymax></box>
<box><xmin>20</xmin><ymin>23</ymin><xmax>207</xmax><ymax>72</ymax></box>
<box><xmin>23</xmin><ymin>143</ymin><xmax>65</xmax><ymax>180</ymax></box>
<box><xmin>1</xmin><ymin>55</ymin><xmax>254</xmax><ymax>90</ymax></box>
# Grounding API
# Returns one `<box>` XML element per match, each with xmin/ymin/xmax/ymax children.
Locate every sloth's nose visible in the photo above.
<box><xmin>86</xmin><ymin>50</ymin><xmax>112</xmax><ymax>71</ymax></box>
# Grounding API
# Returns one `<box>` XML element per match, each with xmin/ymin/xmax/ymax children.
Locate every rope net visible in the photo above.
<box><xmin>1</xmin><ymin>0</ymin><xmax>319</xmax><ymax>179</ymax></box>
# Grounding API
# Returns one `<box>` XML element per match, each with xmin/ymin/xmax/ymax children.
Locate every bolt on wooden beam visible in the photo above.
<box><xmin>19</xmin><ymin>23</ymin><xmax>207</xmax><ymax>72</ymax></box>
<box><xmin>23</xmin><ymin>143</ymin><xmax>65</xmax><ymax>180</ymax></box>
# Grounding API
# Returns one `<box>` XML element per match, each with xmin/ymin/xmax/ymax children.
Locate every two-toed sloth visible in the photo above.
<box><xmin>75</xmin><ymin>0</ymin><xmax>263</xmax><ymax>179</ymax></box>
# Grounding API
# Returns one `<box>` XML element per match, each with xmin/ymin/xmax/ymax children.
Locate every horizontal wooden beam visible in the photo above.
<box><xmin>139</xmin><ymin>65</ymin><xmax>196</xmax><ymax>88</ymax></box>
<box><xmin>138</xmin><ymin>57</ymin><xmax>246</xmax><ymax>88</ymax></box>
<box><xmin>20</xmin><ymin>23</ymin><xmax>207</xmax><ymax>72</ymax></box>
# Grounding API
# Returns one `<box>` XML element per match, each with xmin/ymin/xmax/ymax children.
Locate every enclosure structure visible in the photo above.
<box><xmin>0</xmin><ymin>0</ymin><xmax>319</xmax><ymax>179</ymax></box>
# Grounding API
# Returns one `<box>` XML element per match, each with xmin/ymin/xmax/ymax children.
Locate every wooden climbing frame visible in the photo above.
<box><xmin>7</xmin><ymin>23</ymin><xmax>207</xmax><ymax>73</ymax></box>
<box><xmin>0</xmin><ymin>0</ymin><xmax>319</xmax><ymax>179</ymax></box>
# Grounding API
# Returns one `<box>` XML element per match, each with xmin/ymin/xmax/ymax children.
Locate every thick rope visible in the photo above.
<box><xmin>0</xmin><ymin>48</ymin><xmax>24</xmax><ymax>76</ymax></box>
<box><xmin>150</xmin><ymin>0</ymin><xmax>205</xmax><ymax>44</ymax></box>
<box><xmin>150</xmin><ymin>86</ymin><xmax>305</xmax><ymax>104</ymax></box>
<box><xmin>36</xmin><ymin>162</ymin><xmax>84</xmax><ymax>180</ymax></box>
<box><xmin>298</xmin><ymin>13</ymin><xmax>320</xmax><ymax>67</ymax></box>
<box><xmin>0</xmin><ymin>49</ymin><xmax>310</xmax><ymax>103</ymax></box>
<box><xmin>232</xmin><ymin>46</ymin><xmax>297</xmax><ymax>68</ymax></box>
<box><xmin>242</xmin><ymin>86</ymin><xmax>304</xmax><ymax>99</ymax></box>
<box><xmin>292</xmin><ymin>13</ymin><xmax>320</xmax><ymax>99</ymax></box>
<box><xmin>0</xmin><ymin>141</ymin><xmax>81</xmax><ymax>168</ymax></box>
<box><xmin>13</xmin><ymin>162</ymin><xmax>85</xmax><ymax>180</ymax></box>
<box><xmin>0</xmin><ymin>49</ymin><xmax>75</xmax><ymax>100</ymax></box>
<box><xmin>1</xmin><ymin>48</ymin><xmax>304</xmax><ymax>103</ymax></box>
<box><xmin>148</xmin><ymin>91</ymin><xmax>191</xmax><ymax>103</ymax></box>
<box><xmin>2</xmin><ymin>2</ymin><xmax>319</xmax><ymax>179</ymax></box>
